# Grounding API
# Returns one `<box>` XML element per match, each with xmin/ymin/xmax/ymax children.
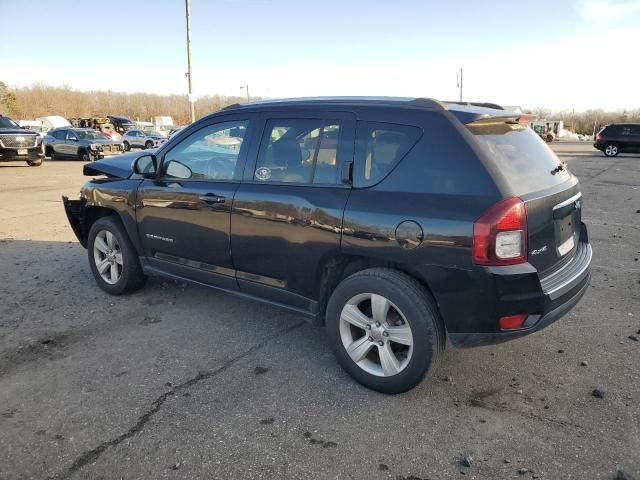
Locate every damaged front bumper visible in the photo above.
<box><xmin>62</xmin><ymin>196</ymin><xmax>87</xmax><ymax>247</ymax></box>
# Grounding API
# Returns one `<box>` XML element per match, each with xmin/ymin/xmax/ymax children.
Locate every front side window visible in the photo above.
<box><xmin>162</xmin><ymin>120</ymin><xmax>248</xmax><ymax>181</ymax></box>
<box><xmin>254</xmin><ymin>119</ymin><xmax>341</xmax><ymax>184</ymax></box>
<box><xmin>354</xmin><ymin>121</ymin><xmax>422</xmax><ymax>187</ymax></box>
<box><xmin>53</xmin><ymin>130</ymin><xmax>67</xmax><ymax>140</ymax></box>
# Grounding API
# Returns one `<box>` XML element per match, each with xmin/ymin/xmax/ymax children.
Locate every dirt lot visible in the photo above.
<box><xmin>0</xmin><ymin>143</ymin><xmax>638</xmax><ymax>480</ymax></box>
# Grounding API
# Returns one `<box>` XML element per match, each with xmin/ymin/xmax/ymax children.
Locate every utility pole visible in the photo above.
<box><xmin>185</xmin><ymin>0</ymin><xmax>195</xmax><ymax>123</ymax></box>
<box><xmin>456</xmin><ymin>68</ymin><xmax>463</xmax><ymax>102</ymax></box>
<box><xmin>240</xmin><ymin>85</ymin><xmax>250</xmax><ymax>102</ymax></box>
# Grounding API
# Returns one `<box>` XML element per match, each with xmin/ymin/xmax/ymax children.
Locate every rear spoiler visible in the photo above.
<box><xmin>442</xmin><ymin>101</ymin><xmax>535</xmax><ymax>125</ymax></box>
<box><xmin>465</xmin><ymin>113</ymin><xmax>537</xmax><ymax>125</ymax></box>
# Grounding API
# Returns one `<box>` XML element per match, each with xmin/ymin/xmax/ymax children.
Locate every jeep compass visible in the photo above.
<box><xmin>63</xmin><ymin>97</ymin><xmax>592</xmax><ymax>393</ymax></box>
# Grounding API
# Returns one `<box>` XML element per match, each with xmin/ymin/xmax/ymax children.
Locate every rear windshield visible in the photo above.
<box><xmin>467</xmin><ymin>123</ymin><xmax>570</xmax><ymax>194</ymax></box>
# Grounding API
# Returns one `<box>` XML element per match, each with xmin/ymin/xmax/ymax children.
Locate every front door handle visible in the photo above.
<box><xmin>199</xmin><ymin>193</ymin><xmax>226</xmax><ymax>204</ymax></box>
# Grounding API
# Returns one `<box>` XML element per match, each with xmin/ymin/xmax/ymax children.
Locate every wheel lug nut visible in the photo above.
<box><xmin>375</xmin><ymin>321</ymin><xmax>381</xmax><ymax>327</ymax></box>
<box><xmin>366</xmin><ymin>324</ymin><xmax>371</xmax><ymax>330</ymax></box>
<box><xmin>378</xmin><ymin>341</ymin><xmax>384</xmax><ymax>346</ymax></box>
<box><xmin>383</xmin><ymin>331</ymin><xmax>389</xmax><ymax>337</ymax></box>
<box><xmin>368</xmin><ymin>336</ymin><xmax>373</xmax><ymax>342</ymax></box>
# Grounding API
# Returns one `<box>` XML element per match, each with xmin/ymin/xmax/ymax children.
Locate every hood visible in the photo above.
<box><xmin>91</xmin><ymin>138</ymin><xmax>122</xmax><ymax>145</ymax></box>
<box><xmin>0</xmin><ymin>128</ymin><xmax>39</xmax><ymax>135</ymax></box>
<box><xmin>83</xmin><ymin>151</ymin><xmax>141</xmax><ymax>178</ymax></box>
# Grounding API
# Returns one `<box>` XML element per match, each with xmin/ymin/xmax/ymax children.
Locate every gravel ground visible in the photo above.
<box><xmin>0</xmin><ymin>143</ymin><xmax>638</xmax><ymax>480</ymax></box>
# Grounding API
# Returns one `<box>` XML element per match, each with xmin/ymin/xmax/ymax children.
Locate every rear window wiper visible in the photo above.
<box><xmin>550</xmin><ymin>164</ymin><xmax>565</xmax><ymax>175</ymax></box>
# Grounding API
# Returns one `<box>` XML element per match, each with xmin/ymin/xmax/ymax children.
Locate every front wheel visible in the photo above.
<box><xmin>604</xmin><ymin>143</ymin><xmax>619</xmax><ymax>157</ymax></box>
<box><xmin>87</xmin><ymin>216</ymin><xmax>147</xmax><ymax>295</ymax></box>
<box><xmin>326</xmin><ymin>268</ymin><xmax>445</xmax><ymax>394</ymax></box>
<box><xmin>79</xmin><ymin>149</ymin><xmax>91</xmax><ymax>162</ymax></box>
<box><xmin>144</xmin><ymin>141</ymin><xmax>154</xmax><ymax>149</ymax></box>
<box><xmin>27</xmin><ymin>159</ymin><xmax>43</xmax><ymax>166</ymax></box>
<box><xmin>123</xmin><ymin>141</ymin><xmax>130</xmax><ymax>152</ymax></box>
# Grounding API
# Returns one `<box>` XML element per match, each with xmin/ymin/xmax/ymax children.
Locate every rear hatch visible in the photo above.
<box><xmin>467</xmin><ymin>122</ymin><xmax>581</xmax><ymax>275</ymax></box>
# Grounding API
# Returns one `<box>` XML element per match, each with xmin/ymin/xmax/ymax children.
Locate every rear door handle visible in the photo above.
<box><xmin>199</xmin><ymin>193</ymin><xmax>226</xmax><ymax>204</ymax></box>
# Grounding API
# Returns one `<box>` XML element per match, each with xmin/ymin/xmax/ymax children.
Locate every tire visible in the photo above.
<box><xmin>326</xmin><ymin>268</ymin><xmax>445</xmax><ymax>394</ymax></box>
<box><xmin>603</xmin><ymin>142</ymin><xmax>619</xmax><ymax>157</ymax></box>
<box><xmin>87</xmin><ymin>216</ymin><xmax>147</xmax><ymax>295</ymax></box>
<box><xmin>49</xmin><ymin>150</ymin><xmax>57</xmax><ymax>161</ymax></box>
<box><xmin>123</xmin><ymin>141</ymin><xmax>130</xmax><ymax>152</ymax></box>
<box><xmin>27</xmin><ymin>159</ymin><xmax>43</xmax><ymax>167</ymax></box>
<box><xmin>144</xmin><ymin>141</ymin><xmax>154</xmax><ymax>150</ymax></box>
<box><xmin>79</xmin><ymin>149</ymin><xmax>91</xmax><ymax>162</ymax></box>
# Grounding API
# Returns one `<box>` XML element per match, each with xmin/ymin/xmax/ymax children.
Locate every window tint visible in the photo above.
<box><xmin>255</xmin><ymin>119</ymin><xmax>341</xmax><ymax>184</ymax></box>
<box><xmin>468</xmin><ymin>123</ymin><xmax>570</xmax><ymax>195</ymax></box>
<box><xmin>354</xmin><ymin>122</ymin><xmax>422</xmax><ymax>187</ymax></box>
<box><xmin>67</xmin><ymin>131</ymin><xmax>79</xmax><ymax>140</ymax></box>
<box><xmin>621</xmin><ymin>126</ymin><xmax>632</xmax><ymax>136</ymax></box>
<box><xmin>53</xmin><ymin>130</ymin><xmax>67</xmax><ymax>140</ymax></box>
<box><xmin>162</xmin><ymin>120</ymin><xmax>248</xmax><ymax>181</ymax></box>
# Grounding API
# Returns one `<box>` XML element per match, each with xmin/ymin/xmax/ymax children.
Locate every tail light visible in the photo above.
<box><xmin>596</xmin><ymin>133</ymin><xmax>602</xmax><ymax>141</ymax></box>
<box><xmin>473</xmin><ymin>197</ymin><xmax>527</xmax><ymax>266</ymax></box>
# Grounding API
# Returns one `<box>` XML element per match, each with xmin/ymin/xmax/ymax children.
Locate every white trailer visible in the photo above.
<box><xmin>37</xmin><ymin>115</ymin><xmax>71</xmax><ymax>130</ymax></box>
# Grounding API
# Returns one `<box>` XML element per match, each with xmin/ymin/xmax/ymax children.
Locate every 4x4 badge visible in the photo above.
<box><xmin>531</xmin><ymin>245</ymin><xmax>547</xmax><ymax>255</ymax></box>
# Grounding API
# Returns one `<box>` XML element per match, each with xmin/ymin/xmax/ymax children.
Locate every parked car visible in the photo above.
<box><xmin>593</xmin><ymin>123</ymin><xmax>640</xmax><ymax>157</ymax></box>
<box><xmin>62</xmin><ymin>97</ymin><xmax>592</xmax><ymax>393</ymax></box>
<box><xmin>107</xmin><ymin>115</ymin><xmax>136</xmax><ymax>135</ymax></box>
<box><xmin>122</xmin><ymin>129</ymin><xmax>168</xmax><ymax>151</ymax></box>
<box><xmin>0</xmin><ymin>114</ymin><xmax>44</xmax><ymax>166</ymax></box>
<box><xmin>44</xmin><ymin>128</ymin><xmax>124</xmax><ymax>161</ymax></box>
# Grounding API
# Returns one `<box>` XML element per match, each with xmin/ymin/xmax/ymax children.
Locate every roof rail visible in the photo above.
<box><xmin>445</xmin><ymin>101</ymin><xmax>505</xmax><ymax>110</ymax></box>
<box><xmin>222</xmin><ymin>103</ymin><xmax>241</xmax><ymax>110</ymax></box>
<box><xmin>409</xmin><ymin>98</ymin><xmax>447</xmax><ymax>110</ymax></box>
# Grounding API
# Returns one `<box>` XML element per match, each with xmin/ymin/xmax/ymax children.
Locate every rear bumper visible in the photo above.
<box><xmin>448</xmin><ymin>225</ymin><xmax>592</xmax><ymax>348</ymax></box>
<box><xmin>0</xmin><ymin>147</ymin><xmax>44</xmax><ymax>162</ymax></box>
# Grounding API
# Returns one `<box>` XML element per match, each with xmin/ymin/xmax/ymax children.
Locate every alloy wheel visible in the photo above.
<box><xmin>605</xmin><ymin>144</ymin><xmax>618</xmax><ymax>156</ymax></box>
<box><xmin>93</xmin><ymin>230</ymin><xmax>123</xmax><ymax>284</ymax></box>
<box><xmin>339</xmin><ymin>293</ymin><xmax>414</xmax><ymax>377</ymax></box>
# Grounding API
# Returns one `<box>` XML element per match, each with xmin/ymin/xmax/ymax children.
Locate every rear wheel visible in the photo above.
<box><xmin>604</xmin><ymin>143</ymin><xmax>619</xmax><ymax>157</ymax></box>
<box><xmin>87</xmin><ymin>216</ymin><xmax>147</xmax><ymax>295</ymax></box>
<box><xmin>326</xmin><ymin>268</ymin><xmax>445</xmax><ymax>393</ymax></box>
<box><xmin>144</xmin><ymin>141</ymin><xmax>153</xmax><ymax>149</ymax></box>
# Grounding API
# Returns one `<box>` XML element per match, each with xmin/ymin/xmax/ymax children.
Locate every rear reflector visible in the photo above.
<box><xmin>499</xmin><ymin>314</ymin><xmax>528</xmax><ymax>330</ymax></box>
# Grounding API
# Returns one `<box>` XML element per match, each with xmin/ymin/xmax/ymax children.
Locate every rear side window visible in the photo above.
<box><xmin>468</xmin><ymin>123</ymin><xmax>570</xmax><ymax>195</ymax></box>
<box><xmin>255</xmin><ymin>118</ymin><xmax>342</xmax><ymax>184</ymax></box>
<box><xmin>354</xmin><ymin>122</ymin><xmax>422</xmax><ymax>187</ymax></box>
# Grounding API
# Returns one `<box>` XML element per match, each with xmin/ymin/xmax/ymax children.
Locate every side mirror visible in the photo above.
<box><xmin>133</xmin><ymin>154</ymin><xmax>157</xmax><ymax>179</ymax></box>
<box><xmin>165</xmin><ymin>160</ymin><xmax>192</xmax><ymax>179</ymax></box>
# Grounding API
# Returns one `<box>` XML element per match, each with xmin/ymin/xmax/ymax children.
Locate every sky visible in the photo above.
<box><xmin>1</xmin><ymin>0</ymin><xmax>640</xmax><ymax>111</ymax></box>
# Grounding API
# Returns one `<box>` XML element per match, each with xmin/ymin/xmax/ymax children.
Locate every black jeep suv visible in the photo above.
<box><xmin>0</xmin><ymin>114</ymin><xmax>44</xmax><ymax>166</ymax></box>
<box><xmin>594</xmin><ymin>123</ymin><xmax>640</xmax><ymax>157</ymax></box>
<box><xmin>63</xmin><ymin>97</ymin><xmax>592</xmax><ymax>393</ymax></box>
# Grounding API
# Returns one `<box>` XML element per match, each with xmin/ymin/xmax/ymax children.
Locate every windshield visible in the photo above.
<box><xmin>148</xmin><ymin>131</ymin><xmax>164</xmax><ymax>137</ymax></box>
<box><xmin>468</xmin><ymin>123</ymin><xmax>571</xmax><ymax>195</ymax></box>
<box><xmin>0</xmin><ymin>116</ymin><xmax>20</xmax><ymax>129</ymax></box>
<box><xmin>76</xmin><ymin>130</ymin><xmax>108</xmax><ymax>140</ymax></box>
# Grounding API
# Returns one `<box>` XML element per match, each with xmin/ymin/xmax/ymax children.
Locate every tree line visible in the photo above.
<box><xmin>1</xmin><ymin>81</ymin><xmax>638</xmax><ymax>133</ymax></box>
<box><xmin>0</xmin><ymin>82</ymin><xmax>256</xmax><ymax>125</ymax></box>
